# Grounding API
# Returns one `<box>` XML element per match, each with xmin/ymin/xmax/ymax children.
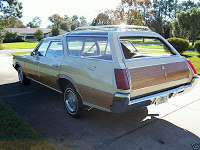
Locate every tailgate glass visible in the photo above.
<box><xmin>120</xmin><ymin>37</ymin><xmax>175</xmax><ymax>59</ymax></box>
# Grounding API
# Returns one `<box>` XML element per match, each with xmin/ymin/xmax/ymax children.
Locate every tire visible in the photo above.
<box><xmin>63</xmin><ymin>85</ymin><xmax>84</xmax><ymax>118</ymax></box>
<box><xmin>17</xmin><ymin>67</ymin><xmax>30</xmax><ymax>85</ymax></box>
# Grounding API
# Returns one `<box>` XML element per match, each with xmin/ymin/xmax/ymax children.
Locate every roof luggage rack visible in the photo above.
<box><xmin>75</xmin><ymin>25</ymin><xmax>151</xmax><ymax>31</ymax></box>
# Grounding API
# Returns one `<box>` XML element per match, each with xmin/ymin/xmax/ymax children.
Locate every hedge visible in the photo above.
<box><xmin>3</xmin><ymin>36</ymin><xmax>26</xmax><ymax>43</ymax></box>
<box><xmin>167</xmin><ymin>38</ymin><xmax>189</xmax><ymax>53</ymax></box>
<box><xmin>194</xmin><ymin>40</ymin><xmax>200</xmax><ymax>54</ymax></box>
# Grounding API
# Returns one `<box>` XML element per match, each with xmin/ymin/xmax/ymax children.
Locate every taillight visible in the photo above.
<box><xmin>114</xmin><ymin>69</ymin><xmax>130</xmax><ymax>90</ymax></box>
<box><xmin>187</xmin><ymin>60</ymin><xmax>197</xmax><ymax>74</ymax></box>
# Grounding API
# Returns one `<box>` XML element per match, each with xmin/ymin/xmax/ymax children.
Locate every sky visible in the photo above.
<box><xmin>19</xmin><ymin>0</ymin><xmax>121</xmax><ymax>28</ymax></box>
<box><xmin>19</xmin><ymin>0</ymin><xmax>199</xmax><ymax>28</ymax></box>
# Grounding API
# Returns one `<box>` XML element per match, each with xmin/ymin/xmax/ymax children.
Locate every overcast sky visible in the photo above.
<box><xmin>19</xmin><ymin>0</ymin><xmax>121</xmax><ymax>28</ymax></box>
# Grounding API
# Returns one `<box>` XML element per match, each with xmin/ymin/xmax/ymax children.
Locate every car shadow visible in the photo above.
<box><xmin>0</xmin><ymin>81</ymin><xmax>199</xmax><ymax>150</ymax></box>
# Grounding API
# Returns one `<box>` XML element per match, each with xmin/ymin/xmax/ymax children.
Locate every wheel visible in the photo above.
<box><xmin>63</xmin><ymin>85</ymin><xmax>84</xmax><ymax>118</ymax></box>
<box><xmin>17</xmin><ymin>67</ymin><xmax>30</xmax><ymax>85</ymax></box>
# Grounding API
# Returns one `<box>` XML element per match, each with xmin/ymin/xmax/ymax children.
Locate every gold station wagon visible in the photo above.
<box><xmin>13</xmin><ymin>25</ymin><xmax>199</xmax><ymax>118</ymax></box>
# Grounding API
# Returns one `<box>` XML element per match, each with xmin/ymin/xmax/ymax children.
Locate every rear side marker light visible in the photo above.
<box><xmin>114</xmin><ymin>69</ymin><xmax>130</xmax><ymax>90</ymax></box>
<box><xmin>187</xmin><ymin>60</ymin><xmax>197</xmax><ymax>74</ymax></box>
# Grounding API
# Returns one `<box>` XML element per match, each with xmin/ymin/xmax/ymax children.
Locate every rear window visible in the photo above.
<box><xmin>66</xmin><ymin>36</ymin><xmax>112</xmax><ymax>61</ymax></box>
<box><xmin>119</xmin><ymin>37</ymin><xmax>175</xmax><ymax>59</ymax></box>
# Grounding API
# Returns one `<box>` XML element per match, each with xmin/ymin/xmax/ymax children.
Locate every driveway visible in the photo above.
<box><xmin>0</xmin><ymin>51</ymin><xmax>200</xmax><ymax>150</ymax></box>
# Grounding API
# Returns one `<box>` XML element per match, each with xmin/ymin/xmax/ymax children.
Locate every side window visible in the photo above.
<box><xmin>67</xmin><ymin>38</ymin><xmax>83</xmax><ymax>56</ymax></box>
<box><xmin>66</xmin><ymin>37</ymin><xmax>112</xmax><ymax>61</ymax></box>
<box><xmin>36</xmin><ymin>41</ymin><xmax>49</xmax><ymax>56</ymax></box>
<box><xmin>46</xmin><ymin>41</ymin><xmax>63</xmax><ymax>58</ymax></box>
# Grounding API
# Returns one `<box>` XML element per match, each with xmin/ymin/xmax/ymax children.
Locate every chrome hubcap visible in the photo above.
<box><xmin>65</xmin><ymin>89</ymin><xmax>77</xmax><ymax>113</ymax></box>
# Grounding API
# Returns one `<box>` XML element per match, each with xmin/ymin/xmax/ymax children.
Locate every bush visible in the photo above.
<box><xmin>3</xmin><ymin>30</ymin><xmax>25</xmax><ymax>43</ymax></box>
<box><xmin>167</xmin><ymin>38</ymin><xmax>189</xmax><ymax>53</ymax></box>
<box><xmin>194</xmin><ymin>40</ymin><xmax>200</xmax><ymax>54</ymax></box>
<box><xmin>34</xmin><ymin>29</ymin><xmax>44</xmax><ymax>41</ymax></box>
<box><xmin>3</xmin><ymin>36</ymin><xmax>26</xmax><ymax>43</ymax></box>
<box><xmin>51</xmin><ymin>25</ymin><xmax>61</xmax><ymax>36</ymax></box>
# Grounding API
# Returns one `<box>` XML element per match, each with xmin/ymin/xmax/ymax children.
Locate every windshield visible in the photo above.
<box><xmin>119</xmin><ymin>37</ymin><xmax>175</xmax><ymax>59</ymax></box>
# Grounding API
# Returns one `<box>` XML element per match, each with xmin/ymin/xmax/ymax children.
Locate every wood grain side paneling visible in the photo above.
<box><xmin>38</xmin><ymin>72</ymin><xmax>60</xmax><ymax>91</ymax></box>
<box><xmin>129</xmin><ymin>61</ymin><xmax>190</xmax><ymax>90</ymax></box>
<box><xmin>77</xmin><ymin>84</ymin><xmax>114</xmax><ymax>109</ymax></box>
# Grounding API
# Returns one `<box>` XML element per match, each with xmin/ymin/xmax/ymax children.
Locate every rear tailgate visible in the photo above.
<box><xmin>126</xmin><ymin>57</ymin><xmax>192</xmax><ymax>98</ymax></box>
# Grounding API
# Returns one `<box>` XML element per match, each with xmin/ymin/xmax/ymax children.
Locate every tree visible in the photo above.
<box><xmin>34</xmin><ymin>29</ymin><xmax>44</xmax><ymax>41</ymax></box>
<box><xmin>0</xmin><ymin>0</ymin><xmax>23</xmax><ymax>27</ymax></box>
<box><xmin>174</xmin><ymin>8</ymin><xmax>200</xmax><ymax>45</ymax></box>
<box><xmin>92</xmin><ymin>10</ymin><xmax>119</xmax><ymax>26</ymax></box>
<box><xmin>48</xmin><ymin>14</ymin><xmax>71</xmax><ymax>31</ymax></box>
<box><xmin>71</xmin><ymin>15</ymin><xmax>80</xmax><ymax>30</ymax></box>
<box><xmin>51</xmin><ymin>25</ymin><xmax>61</xmax><ymax>36</ymax></box>
<box><xmin>80</xmin><ymin>16</ymin><xmax>87</xmax><ymax>26</ymax></box>
<box><xmin>177</xmin><ymin>0</ymin><xmax>200</xmax><ymax>14</ymax></box>
<box><xmin>0</xmin><ymin>18</ymin><xmax>24</xmax><ymax>28</ymax></box>
<box><xmin>121</xmin><ymin>0</ymin><xmax>152</xmax><ymax>24</ymax></box>
<box><xmin>150</xmin><ymin>0</ymin><xmax>178</xmax><ymax>37</ymax></box>
<box><xmin>48</xmin><ymin>14</ymin><xmax>86</xmax><ymax>31</ymax></box>
<box><xmin>0</xmin><ymin>27</ymin><xmax>5</xmax><ymax>43</ymax></box>
<box><xmin>26</xmin><ymin>17</ymin><xmax>41</xmax><ymax>28</ymax></box>
<box><xmin>172</xmin><ymin>19</ymin><xmax>189</xmax><ymax>39</ymax></box>
<box><xmin>126</xmin><ymin>9</ymin><xmax>144</xmax><ymax>25</ymax></box>
<box><xmin>93</xmin><ymin>13</ymin><xmax>112</xmax><ymax>25</ymax></box>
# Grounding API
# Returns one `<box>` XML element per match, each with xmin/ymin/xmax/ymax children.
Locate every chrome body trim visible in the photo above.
<box><xmin>114</xmin><ymin>93</ymin><xmax>131</xmax><ymax>102</ymax></box>
<box><xmin>27</xmin><ymin>77</ymin><xmax>62</xmax><ymax>94</ymax></box>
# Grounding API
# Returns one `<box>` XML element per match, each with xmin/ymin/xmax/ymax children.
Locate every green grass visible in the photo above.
<box><xmin>137</xmin><ymin>45</ymin><xmax>163</xmax><ymax>49</ymax></box>
<box><xmin>129</xmin><ymin>39</ymin><xmax>160</xmax><ymax>44</ymax></box>
<box><xmin>187</xmin><ymin>56</ymin><xmax>200</xmax><ymax>74</ymax></box>
<box><xmin>12</xmin><ymin>51</ymin><xmax>32</xmax><ymax>56</ymax></box>
<box><xmin>2</xmin><ymin>42</ymin><xmax>39</xmax><ymax>50</ymax></box>
<box><xmin>0</xmin><ymin>100</ymin><xmax>54</xmax><ymax>150</ymax></box>
<box><xmin>137</xmin><ymin>49</ymin><xmax>171</xmax><ymax>55</ymax></box>
<box><xmin>182</xmin><ymin>51</ymin><xmax>199</xmax><ymax>56</ymax></box>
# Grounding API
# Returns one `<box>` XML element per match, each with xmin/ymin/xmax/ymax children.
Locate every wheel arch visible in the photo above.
<box><xmin>57</xmin><ymin>75</ymin><xmax>78</xmax><ymax>93</ymax></box>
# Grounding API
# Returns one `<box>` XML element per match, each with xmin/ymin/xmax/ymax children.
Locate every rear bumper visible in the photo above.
<box><xmin>111</xmin><ymin>76</ymin><xmax>199</xmax><ymax>114</ymax></box>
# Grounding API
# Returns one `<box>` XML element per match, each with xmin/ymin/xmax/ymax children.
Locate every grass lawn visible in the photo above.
<box><xmin>2</xmin><ymin>42</ymin><xmax>38</xmax><ymax>50</ymax></box>
<box><xmin>186</xmin><ymin>56</ymin><xmax>200</xmax><ymax>75</ymax></box>
<box><xmin>137</xmin><ymin>45</ymin><xmax>163</xmax><ymax>49</ymax></box>
<box><xmin>182</xmin><ymin>51</ymin><xmax>199</xmax><ymax>56</ymax></box>
<box><xmin>0</xmin><ymin>100</ymin><xmax>54</xmax><ymax>150</ymax></box>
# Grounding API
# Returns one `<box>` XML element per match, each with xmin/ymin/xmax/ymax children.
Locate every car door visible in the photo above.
<box><xmin>24</xmin><ymin>41</ymin><xmax>50</xmax><ymax>81</ymax></box>
<box><xmin>37</xmin><ymin>40</ymin><xmax>63</xmax><ymax>91</ymax></box>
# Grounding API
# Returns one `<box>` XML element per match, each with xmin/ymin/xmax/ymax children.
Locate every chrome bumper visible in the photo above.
<box><xmin>111</xmin><ymin>76</ymin><xmax>199</xmax><ymax>114</ymax></box>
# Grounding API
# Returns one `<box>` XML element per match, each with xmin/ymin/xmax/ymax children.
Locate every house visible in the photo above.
<box><xmin>5</xmin><ymin>28</ymin><xmax>68</xmax><ymax>42</ymax></box>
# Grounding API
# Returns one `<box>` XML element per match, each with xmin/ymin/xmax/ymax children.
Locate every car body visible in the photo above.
<box><xmin>13</xmin><ymin>25</ymin><xmax>199</xmax><ymax>117</ymax></box>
